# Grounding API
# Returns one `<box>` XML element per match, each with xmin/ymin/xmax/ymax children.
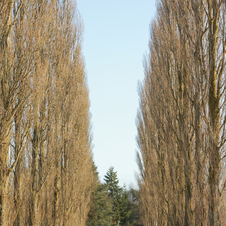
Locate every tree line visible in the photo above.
<box><xmin>0</xmin><ymin>1</ymin><xmax>141</xmax><ymax>226</ymax></box>
<box><xmin>0</xmin><ymin>0</ymin><xmax>93</xmax><ymax>225</ymax></box>
<box><xmin>136</xmin><ymin>0</ymin><xmax>226</xmax><ymax>225</ymax></box>
<box><xmin>2</xmin><ymin>0</ymin><xmax>226</xmax><ymax>225</ymax></box>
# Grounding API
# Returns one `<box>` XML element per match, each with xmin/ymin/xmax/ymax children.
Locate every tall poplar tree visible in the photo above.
<box><xmin>0</xmin><ymin>0</ymin><xmax>94</xmax><ymax>225</ymax></box>
<box><xmin>137</xmin><ymin>0</ymin><xmax>226</xmax><ymax>225</ymax></box>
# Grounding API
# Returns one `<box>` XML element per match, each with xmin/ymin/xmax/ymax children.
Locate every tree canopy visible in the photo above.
<box><xmin>136</xmin><ymin>0</ymin><xmax>226</xmax><ymax>225</ymax></box>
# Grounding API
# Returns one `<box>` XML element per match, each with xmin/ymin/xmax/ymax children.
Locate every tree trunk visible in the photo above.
<box><xmin>0</xmin><ymin>177</ymin><xmax>9</xmax><ymax>226</ymax></box>
<box><xmin>0</xmin><ymin>130</ymin><xmax>10</xmax><ymax>226</ymax></box>
<box><xmin>32</xmin><ymin>125</ymin><xmax>40</xmax><ymax>226</ymax></box>
<box><xmin>207</xmin><ymin>1</ymin><xmax>220</xmax><ymax>225</ymax></box>
<box><xmin>54</xmin><ymin>154</ymin><xmax>61</xmax><ymax>226</ymax></box>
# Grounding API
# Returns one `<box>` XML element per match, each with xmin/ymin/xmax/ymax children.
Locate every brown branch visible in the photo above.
<box><xmin>8</xmin><ymin>145</ymin><xmax>24</xmax><ymax>176</ymax></box>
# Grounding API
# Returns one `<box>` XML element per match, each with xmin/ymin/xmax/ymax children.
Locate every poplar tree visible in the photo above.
<box><xmin>0</xmin><ymin>0</ymin><xmax>94</xmax><ymax>225</ymax></box>
<box><xmin>137</xmin><ymin>0</ymin><xmax>226</xmax><ymax>225</ymax></box>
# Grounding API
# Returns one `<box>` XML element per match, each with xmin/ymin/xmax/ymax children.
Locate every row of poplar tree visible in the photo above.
<box><xmin>0</xmin><ymin>1</ymin><xmax>141</xmax><ymax>226</ymax></box>
<box><xmin>136</xmin><ymin>0</ymin><xmax>226</xmax><ymax>226</ymax></box>
<box><xmin>0</xmin><ymin>0</ymin><xmax>94</xmax><ymax>225</ymax></box>
<box><xmin>2</xmin><ymin>0</ymin><xmax>226</xmax><ymax>226</ymax></box>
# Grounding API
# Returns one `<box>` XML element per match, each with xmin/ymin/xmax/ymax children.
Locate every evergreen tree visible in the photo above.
<box><xmin>87</xmin><ymin>184</ymin><xmax>113</xmax><ymax>226</ymax></box>
<box><xmin>126</xmin><ymin>189</ymin><xmax>142</xmax><ymax>225</ymax></box>
<box><xmin>104</xmin><ymin>167</ymin><xmax>122</xmax><ymax>198</ymax></box>
<box><xmin>104</xmin><ymin>167</ymin><xmax>122</xmax><ymax>225</ymax></box>
<box><xmin>104</xmin><ymin>167</ymin><xmax>135</xmax><ymax>226</ymax></box>
<box><xmin>87</xmin><ymin>165</ymin><xmax>113</xmax><ymax>226</ymax></box>
<box><xmin>118</xmin><ymin>187</ymin><xmax>133</xmax><ymax>226</ymax></box>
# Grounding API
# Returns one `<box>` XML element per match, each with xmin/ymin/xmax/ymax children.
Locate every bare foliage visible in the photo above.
<box><xmin>0</xmin><ymin>0</ymin><xmax>93</xmax><ymax>225</ymax></box>
<box><xmin>137</xmin><ymin>0</ymin><xmax>226</xmax><ymax>225</ymax></box>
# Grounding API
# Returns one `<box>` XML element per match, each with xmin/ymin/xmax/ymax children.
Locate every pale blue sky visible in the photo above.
<box><xmin>76</xmin><ymin>0</ymin><xmax>156</xmax><ymax>187</ymax></box>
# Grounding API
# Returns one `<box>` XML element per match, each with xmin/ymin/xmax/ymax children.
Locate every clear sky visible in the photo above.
<box><xmin>76</xmin><ymin>0</ymin><xmax>156</xmax><ymax>188</ymax></box>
